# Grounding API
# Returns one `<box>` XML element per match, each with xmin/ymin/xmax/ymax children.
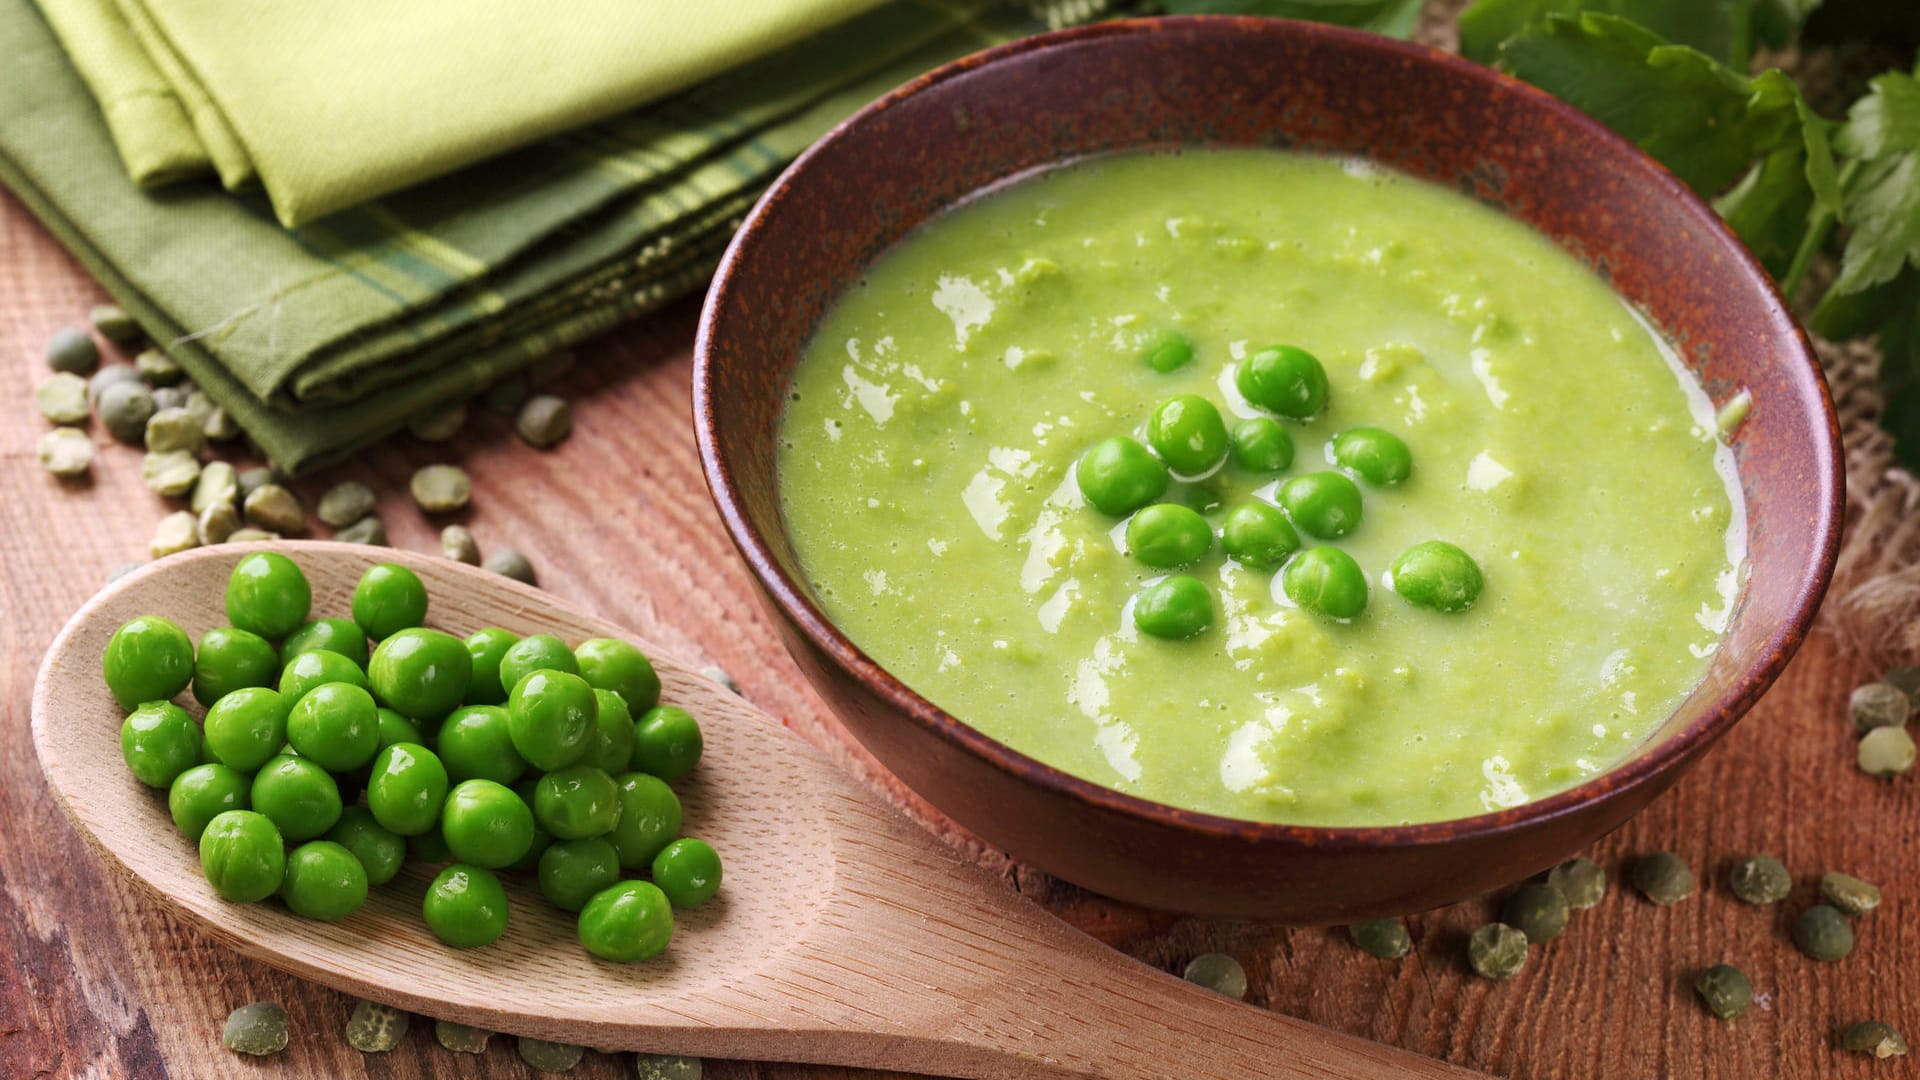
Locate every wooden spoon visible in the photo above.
<box><xmin>33</xmin><ymin>543</ymin><xmax>1472</xmax><ymax>1079</ymax></box>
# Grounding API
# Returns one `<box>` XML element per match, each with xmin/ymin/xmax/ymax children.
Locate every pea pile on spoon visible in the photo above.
<box><xmin>107</xmin><ymin>551</ymin><xmax>721</xmax><ymax>960</ymax></box>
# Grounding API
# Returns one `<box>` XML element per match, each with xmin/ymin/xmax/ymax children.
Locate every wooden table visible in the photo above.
<box><xmin>3</xmin><ymin>123</ymin><xmax>1913</xmax><ymax>1080</ymax></box>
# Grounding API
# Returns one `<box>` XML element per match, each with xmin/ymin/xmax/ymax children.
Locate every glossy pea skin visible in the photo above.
<box><xmin>168</xmin><ymin>763</ymin><xmax>250</xmax><ymax>840</ymax></box>
<box><xmin>651</xmin><ymin>838</ymin><xmax>722</xmax><ymax>909</ymax></box>
<box><xmin>1236</xmin><ymin>344</ymin><xmax>1329</xmax><ymax>419</ymax></box>
<box><xmin>1076</xmin><ymin>437</ymin><xmax>1169</xmax><ymax>517</ymax></box>
<box><xmin>607</xmin><ymin>772</ymin><xmax>683</xmax><ymax>870</ymax></box>
<box><xmin>103</xmin><ymin>615</ymin><xmax>194</xmax><ymax>710</ymax></box>
<box><xmin>423</xmin><ymin>863</ymin><xmax>510</xmax><ymax>948</ymax></box>
<box><xmin>1220</xmin><ymin>501</ymin><xmax>1300</xmax><ymax>570</ymax></box>
<box><xmin>250</xmin><ymin>754</ymin><xmax>343</xmax><ymax>841</ymax></box>
<box><xmin>462</xmin><ymin>627</ymin><xmax>521</xmax><ymax>705</ymax></box>
<box><xmin>286</xmin><ymin>682</ymin><xmax>381</xmax><ymax>772</ymax></box>
<box><xmin>280</xmin><ymin>617</ymin><xmax>369</xmax><ymax>670</ymax></box>
<box><xmin>534</xmin><ymin>766</ymin><xmax>622</xmax><ymax>840</ymax></box>
<box><xmin>537</xmin><ymin>837</ymin><xmax>622</xmax><ymax>912</ymax></box>
<box><xmin>1278</xmin><ymin>472</ymin><xmax>1363</xmax><ymax>539</ymax></box>
<box><xmin>1390</xmin><ymin>541</ymin><xmax>1484</xmax><ymax>613</ymax></box>
<box><xmin>280</xmin><ymin>840</ymin><xmax>368</xmax><ymax>922</ymax></box>
<box><xmin>440</xmin><ymin>779</ymin><xmax>536</xmax><ymax>869</ymax></box>
<box><xmin>574</xmin><ymin>638</ymin><xmax>662</xmax><ymax>714</ymax></box>
<box><xmin>1282</xmin><ymin>546</ymin><xmax>1369</xmax><ymax>619</ymax></box>
<box><xmin>507</xmin><ymin>669</ymin><xmax>597</xmax><ymax>772</ymax></box>
<box><xmin>203</xmin><ymin>686</ymin><xmax>289</xmax><ymax>772</ymax></box>
<box><xmin>1132</xmin><ymin>576</ymin><xmax>1213</xmax><ymax>640</ymax></box>
<box><xmin>1141</xmin><ymin>328</ymin><xmax>1194</xmax><ymax>373</ymax></box>
<box><xmin>278</xmin><ymin>649</ymin><xmax>369</xmax><ymax>709</ymax></box>
<box><xmin>497</xmin><ymin>634</ymin><xmax>579</xmax><ymax>697</ymax></box>
<box><xmin>199</xmin><ymin>810</ymin><xmax>286</xmax><ymax>903</ymax></box>
<box><xmin>121</xmin><ymin>701</ymin><xmax>201</xmax><ymax>787</ymax></box>
<box><xmin>435</xmin><ymin>705</ymin><xmax>528</xmax><ymax>785</ymax></box>
<box><xmin>191</xmin><ymin>626</ymin><xmax>278</xmax><ymax>707</ymax></box>
<box><xmin>225</xmin><ymin>553</ymin><xmax>312</xmax><ymax>640</ymax></box>
<box><xmin>1146</xmin><ymin>395</ymin><xmax>1229</xmax><ymax>476</ymax></box>
<box><xmin>326</xmin><ymin>806</ymin><xmax>405</xmax><ymax>885</ymax></box>
<box><xmin>1331</xmin><ymin>427</ymin><xmax>1412</xmax><ymax>486</ymax></box>
<box><xmin>350</xmin><ymin>563</ymin><xmax>428</xmax><ymax>641</ymax></box>
<box><xmin>1228</xmin><ymin>417</ymin><xmax>1294</xmax><ymax>473</ymax></box>
<box><xmin>631</xmin><ymin>706</ymin><xmax>704</xmax><ymax>782</ymax></box>
<box><xmin>368</xmin><ymin>628</ymin><xmax>472</xmax><ymax>720</ymax></box>
<box><xmin>577</xmin><ymin>880</ymin><xmax>674</xmax><ymax>963</ymax></box>
<box><xmin>585</xmin><ymin>690</ymin><xmax>637</xmax><ymax>774</ymax></box>
<box><xmin>375</xmin><ymin>707</ymin><xmax>423</xmax><ymax>750</ymax></box>
<box><xmin>367</xmin><ymin>742</ymin><xmax>450</xmax><ymax>836</ymax></box>
<box><xmin>1125</xmin><ymin>504</ymin><xmax>1213</xmax><ymax>569</ymax></box>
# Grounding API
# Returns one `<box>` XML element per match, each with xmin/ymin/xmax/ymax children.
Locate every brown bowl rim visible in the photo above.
<box><xmin>693</xmin><ymin>15</ymin><xmax>1845</xmax><ymax>851</ymax></box>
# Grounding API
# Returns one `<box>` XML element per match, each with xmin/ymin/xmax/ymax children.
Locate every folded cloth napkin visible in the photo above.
<box><xmin>1</xmin><ymin>0</ymin><xmax>1105</xmax><ymax>474</ymax></box>
<box><xmin>40</xmin><ymin>0</ymin><xmax>893</xmax><ymax>226</ymax></box>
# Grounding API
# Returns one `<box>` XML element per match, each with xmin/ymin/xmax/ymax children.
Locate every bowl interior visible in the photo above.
<box><xmin>697</xmin><ymin>17</ymin><xmax>1841</xmax><ymax>837</ymax></box>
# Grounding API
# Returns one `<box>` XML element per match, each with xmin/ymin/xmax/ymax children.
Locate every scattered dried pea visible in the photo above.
<box><xmin>1820</xmin><ymin>872</ymin><xmax>1881</xmax><ymax>916</ymax></box>
<box><xmin>411</xmin><ymin>464</ymin><xmax>471</xmax><ymax>513</ymax></box>
<box><xmin>1181</xmin><ymin>952</ymin><xmax>1247</xmax><ymax>1000</ymax></box>
<box><xmin>1467</xmin><ymin>923</ymin><xmax>1528</xmax><ymax>980</ymax></box>
<box><xmin>90</xmin><ymin>303</ymin><xmax>141</xmax><ymax>345</ymax></box>
<box><xmin>150</xmin><ymin>511</ymin><xmax>201</xmax><ymax>557</ymax></box>
<box><xmin>236</xmin><ymin>466</ymin><xmax>276</xmax><ymax>503</ymax></box>
<box><xmin>135</xmin><ymin>347</ymin><xmax>184</xmax><ymax>386</ymax></box>
<box><xmin>1857</xmin><ymin>726</ymin><xmax>1915</xmax><ymax>777</ymax></box>
<box><xmin>518</xmin><ymin>1036</ymin><xmax>586</xmax><ymax>1072</ymax></box>
<box><xmin>1842</xmin><ymin>1021</ymin><xmax>1909</xmax><ymax>1059</ymax></box>
<box><xmin>1792</xmin><ymin>904</ymin><xmax>1854</xmax><ymax>962</ymax></box>
<box><xmin>1850</xmin><ymin>682</ymin><xmax>1911</xmax><ymax>733</ymax></box>
<box><xmin>1547</xmin><ymin>857</ymin><xmax>1606</xmax><ymax>909</ymax></box>
<box><xmin>1501</xmin><ymin>883</ymin><xmax>1569</xmax><ymax>943</ymax></box>
<box><xmin>198</xmin><ymin>502</ymin><xmax>241</xmax><ymax>545</ymax></box>
<box><xmin>150</xmin><ymin>385</ymin><xmax>190</xmax><ymax>411</ymax></box>
<box><xmin>45</xmin><ymin>326</ymin><xmax>99</xmax><ymax>375</ymax></box>
<box><xmin>1631</xmin><ymin>852</ymin><xmax>1694</xmax><ymax>905</ymax></box>
<box><xmin>228</xmin><ymin>527</ymin><xmax>278</xmax><ymax>542</ymax></box>
<box><xmin>191</xmin><ymin>461</ymin><xmax>238</xmax><ymax>515</ymax></box>
<box><xmin>1692</xmin><ymin>964</ymin><xmax>1752</xmax><ymax>1019</ymax></box>
<box><xmin>317</xmin><ymin>481</ymin><xmax>376</xmax><ymax>527</ymax></box>
<box><xmin>335</xmin><ymin>516</ymin><xmax>387</xmax><ymax>545</ymax></box>
<box><xmin>222</xmin><ymin>1002</ymin><xmax>289</xmax><ymax>1056</ymax></box>
<box><xmin>144</xmin><ymin>406</ymin><xmax>205</xmax><ymax>455</ymax></box>
<box><xmin>516</xmin><ymin>395</ymin><xmax>572</xmax><ymax>448</ymax></box>
<box><xmin>435</xmin><ymin>1020</ymin><xmax>492</xmax><ymax>1053</ymax></box>
<box><xmin>344</xmin><ymin>999</ymin><xmax>408</xmax><ymax>1053</ymax></box>
<box><xmin>244</xmin><ymin>484</ymin><xmax>306</xmax><ymax>535</ymax></box>
<box><xmin>193</xmin><ymin>393</ymin><xmax>240</xmax><ymax>442</ymax></box>
<box><xmin>90</xmin><ymin>363</ymin><xmax>142</xmax><ymax>401</ymax></box>
<box><xmin>142</xmin><ymin>450</ymin><xmax>201</xmax><ymax>497</ymax></box>
<box><xmin>1347</xmin><ymin>918</ymin><xmax>1411</xmax><ymax>959</ymax></box>
<box><xmin>37</xmin><ymin>427</ymin><xmax>93</xmax><ymax>477</ymax></box>
<box><xmin>441</xmin><ymin>523</ymin><xmax>480</xmax><ymax>564</ymax></box>
<box><xmin>408</xmin><ymin>399</ymin><xmax>467</xmax><ymax>442</ymax></box>
<box><xmin>484</xmin><ymin>547</ymin><xmax>536</xmax><ymax>585</ymax></box>
<box><xmin>1728</xmin><ymin>856</ymin><xmax>1791</xmax><ymax>906</ymax></box>
<box><xmin>36</xmin><ymin>373</ymin><xmax>91</xmax><ymax>424</ymax></box>
<box><xmin>636</xmin><ymin>1053</ymin><xmax>703</xmax><ymax>1079</ymax></box>
<box><xmin>99</xmin><ymin>380</ymin><xmax>156</xmax><ymax>444</ymax></box>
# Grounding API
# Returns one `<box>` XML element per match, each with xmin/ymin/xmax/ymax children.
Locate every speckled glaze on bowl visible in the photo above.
<box><xmin>693</xmin><ymin>16</ymin><xmax>1843</xmax><ymax>921</ymax></box>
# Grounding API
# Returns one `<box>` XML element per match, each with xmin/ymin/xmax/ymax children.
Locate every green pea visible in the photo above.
<box><xmin>1181</xmin><ymin>953</ymin><xmax>1247</xmax><ymax>999</ymax></box>
<box><xmin>1390</xmin><ymin>541</ymin><xmax>1484</xmax><ymax>613</ymax></box>
<box><xmin>203</xmin><ymin>686</ymin><xmax>288</xmax><ymax>772</ymax></box>
<box><xmin>280</xmin><ymin>840</ymin><xmax>368</xmax><ymax>922</ymax></box>
<box><xmin>435</xmin><ymin>705</ymin><xmax>528</xmax><ymax>785</ymax></box>
<box><xmin>1236</xmin><ymin>344</ymin><xmax>1328</xmax><ymax>419</ymax></box>
<box><xmin>350</xmin><ymin>563</ymin><xmax>428</xmax><ymax>641</ymax></box>
<box><xmin>103</xmin><ymin>615</ymin><xmax>194</xmax><ymax>710</ymax></box>
<box><xmin>462</xmin><ymin>628</ymin><xmax>521</xmax><ymax>705</ymax></box>
<box><xmin>191</xmin><ymin>626</ymin><xmax>278</xmax><ymax>707</ymax></box>
<box><xmin>1076</xmin><ymin>437</ymin><xmax>1169</xmax><ymax>516</ymax></box>
<box><xmin>632</xmin><ymin>705</ymin><xmax>704</xmax><ymax>782</ymax></box>
<box><xmin>537</xmin><ymin>837</ymin><xmax>622</xmax><ymax>912</ymax></box>
<box><xmin>1125</xmin><ymin>504</ymin><xmax>1212</xmax><ymax>569</ymax></box>
<box><xmin>1467</xmin><ymin>923</ymin><xmax>1528</xmax><ymax>981</ymax></box>
<box><xmin>225</xmin><ymin>552</ymin><xmax>312</xmax><ymax>640</ymax></box>
<box><xmin>1548</xmin><ymin>857</ymin><xmax>1607</xmax><ymax>909</ymax></box>
<box><xmin>168</xmin><ymin>763</ymin><xmax>249</xmax><ymax>840</ymax></box>
<box><xmin>1146</xmin><ymin>395</ymin><xmax>1229</xmax><ymax>476</ymax></box>
<box><xmin>1821</xmin><ymin>871</ymin><xmax>1882</xmax><ymax>916</ymax></box>
<box><xmin>1132</xmin><ymin>576</ymin><xmax>1213</xmax><ymax>640</ymax></box>
<box><xmin>375</xmin><ymin>707</ymin><xmax>423</xmax><ymax>750</ymax></box>
<box><xmin>1277</xmin><ymin>472</ymin><xmax>1363</xmax><ymax>539</ymax></box>
<box><xmin>278</xmin><ymin>649</ymin><xmax>369</xmax><ymax>709</ymax></box>
<box><xmin>250</xmin><ymin>754</ymin><xmax>342</xmax><ymax>841</ymax></box>
<box><xmin>1346</xmin><ymin>918</ymin><xmax>1412</xmax><ymax>959</ymax></box>
<box><xmin>199</xmin><ymin>810</ymin><xmax>286</xmax><ymax>903</ymax></box>
<box><xmin>440</xmin><ymin>779</ymin><xmax>536</xmax><ymax>869</ymax></box>
<box><xmin>1631</xmin><ymin>851</ymin><xmax>1694</xmax><ymax>905</ymax></box>
<box><xmin>1693</xmin><ymin>964</ymin><xmax>1752</xmax><ymax>1020</ymax></box>
<box><xmin>368</xmin><ymin>628</ymin><xmax>472</xmax><ymax>720</ymax></box>
<box><xmin>1220</xmin><ymin>501</ymin><xmax>1300</xmax><ymax>570</ymax></box>
<box><xmin>367</xmin><ymin>742</ymin><xmax>450</xmax><ymax>836</ymax></box>
<box><xmin>651</xmin><ymin>838</ymin><xmax>722</xmax><ymax>909</ymax></box>
<box><xmin>585</xmin><ymin>689</ymin><xmax>637</xmax><ymax>774</ymax></box>
<box><xmin>534</xmin><ymin>766</ymin><xmax>622</xmax><ymax>840</ymax></box>
<box><xmin>497</xmin><ymin>633</ymin><xmax>579</xmax><ymax>696</ymax></box>
<box><xmin>1728</xmin><ymin>856</ymin><xmax>1791</xmax><ymax>906</ymax></box>
<box><xmin>1331</xmin><ymin>427</ymin><xmax>1412</xmax><ymax>486</ymax></box>
<box><xmin>506</xmin><ymin>669</ymin><xmax>597</xmax><ymax>772</ymax></box>
<box><xmin>574</xmin><ymin>637</ymin><xmax>662</xmax><ymax>714</ymax></box>
<box><xmin>1502</xmin><ymin>883</ymin><xmax>1570</xmax><ymax>943</ymax></box>
<box><xmin>423</xmin><ymin>863</ymin><xmax>510</xmax><ymax>948</ymax></box>
<box><xmin>281</xmin><ymin>618</ymin><xmax>369</xmax><ymax>670</ymax></box>
<box><xmin>1792</xmin><ymin>904</ymin><xmax>1854</xmax><ymax>962</ymax></box>
<box><xmin>286</xmin><ymin>682</ymin><xmax>380</xmax><ymax>772</ymax></box>
<box><xmin>326</xmin><ymin>806</ymin><xmax>405</xmax><ymax>885</ymax></box>
<box><xmin>607</xmin><ymin>772</ymin><xmax>683</xmax><ymax>869</ymax></box>
<box><xmin>1141</xmin><ymin>328</ymin><xmax>1194</xmax><ymax>373</ymax></box>
<box><xmin>1228</xmin><ymin>417</ymin><xmax>1294</xmax><ymax>473</ymax></box>
<box><xmin>1840</xmin><ymin>1021</ymin><xmax>1908</xmax><ymax>1059</ymax></box>
<box><xmin>1281</xmin><ymin>547</ymin><xmax>1369</xmax><ymax>619</ymax></box>
<box><xmin>120</xmin><ymin>701</ymin><xmax>200</xmax><ymax>787</ymax></box>
<box><xmin>577</xmin><ymin>880</ymin><xmax>674</xmax><ymax>963</ymax></box>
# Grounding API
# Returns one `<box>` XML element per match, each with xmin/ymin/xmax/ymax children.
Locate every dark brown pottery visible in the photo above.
<box><xmin>692</xmin><ymin>17</ymin><xmax>1844</xmax><ymax>921</ymax></box>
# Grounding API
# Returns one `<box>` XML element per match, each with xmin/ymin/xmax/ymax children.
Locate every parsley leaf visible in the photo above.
<box><xmin>1829</xmin><ymin>69</ymin><xmax>1920</xmax><ymax>294</ymax></box>
<box><xmin>1461</xmin><ymin>0</ymin><xmax>1759</xmax><ymax>68</ymax></box>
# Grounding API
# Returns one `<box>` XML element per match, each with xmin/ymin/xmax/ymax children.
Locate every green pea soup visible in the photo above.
<box><xmin>778</xmin><ymin>149</ymin><xmax>1745</xmax><ymax>827</ymax></box>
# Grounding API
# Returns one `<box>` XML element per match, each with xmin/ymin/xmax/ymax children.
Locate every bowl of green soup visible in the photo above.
<box><xmin>693</xmin><ymin>16</ymin><xmax>1842</xmax><ymax>921</ymax></box>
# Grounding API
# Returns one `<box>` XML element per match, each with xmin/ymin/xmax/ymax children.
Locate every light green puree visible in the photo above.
<box><xmin>779</xmin><ymin>150</ymin><xmax>1744</xmax><ymax>827</ymax></box>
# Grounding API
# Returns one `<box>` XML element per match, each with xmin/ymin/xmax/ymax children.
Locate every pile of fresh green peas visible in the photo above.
<box><xmin>105</xmin><ymin>552</ymin><xmax>721</xmax><ymax>961</ymax></box>
<box><xmin>1077</xmin><ymin>334</ymin><xmax>1485</xmax><ymax>639</ymax></box>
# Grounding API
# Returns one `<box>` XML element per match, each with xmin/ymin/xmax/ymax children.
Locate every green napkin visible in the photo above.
<box><xmin>0</xmin><ymin>0</ymin><xmax>1101</xmax><ymax>474</ymax></box>
<box><xmin>41</xmin><ymin>0</ymin><xmax>893</xmax><ymax>225</ymax></box>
